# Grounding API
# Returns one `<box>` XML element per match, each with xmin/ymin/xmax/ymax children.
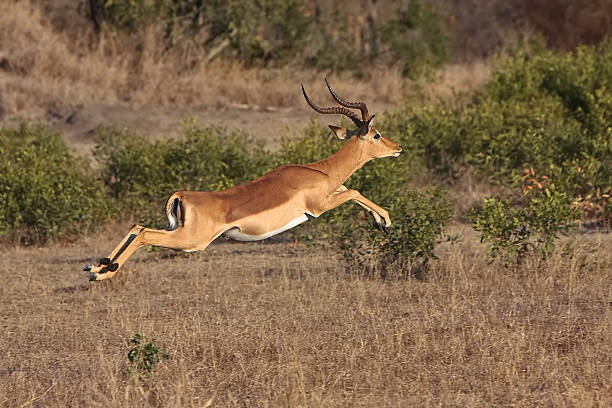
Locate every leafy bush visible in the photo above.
<box><xmin>89</xmin><ymin>0</ymin><xmax>448</xmax><ymax>75</ymax></box>
<box><xmin>94</xmin><ymin>122</ymin><xmax>272</xmax><ymax>226</ymax></box>
<box><xmin>336</xmin><ymin>187</ymin><xmax>453</xmax><ymax>277</ymax></box>
<box><xmin>387</xmin><ymin>40</ymin><xmax>611</xmax><ymax>222</ymax></box>
<box><xmin>90</xmin><ymin>0</ymin><xmax>311</xmax><ymax>64</ymax></box>
<box><xmin>205</xmin><ymin>0</ymin><xmax>311</xmax><ymax>64</ymax></box>
<box><xmin>472</xmin><ymin>187</ymin><xmax>579</xmax><ymax>265</ymax></box>
<box><xmin>476</xmin><ymin>40</ymin><xmax>611</xmax><ymax>188</ymax></box>
<box><xmin>0</xmin><ymin>125</ymin><xmax>111</xmax><ymax>244</ymax></box>
<box><xmin>273</xmin><ymin>120</ymin><xmax>338</xmax><ymax>166</ymax></box>
<box><xmin>379</xmin><ymin>0</ymin><xmax>448</xmax><ymax>78</ymax></box>
<box><xmin>89</xmin><ymin>0</ymin><xmax>154</xmax><ymax>29</ymax></box>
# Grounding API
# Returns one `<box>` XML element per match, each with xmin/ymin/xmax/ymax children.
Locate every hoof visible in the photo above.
<box><xmin>108</xmin><ymin>263</ymin><xmax>119</xmax><ymax>272</ymax></box>
<box><xmin>89</xmin><ymin>273</ymin><xmax>98</xmax><ymax>281</ymax></box>
<box><xmin>83</xmin><ymin>264</ymin><xmax>93</xmax><ymax>272</ymax></box>
<box><xmin>372</xmin><ymin>221</ymin><xmax>384</xmax><ymax>231</ymax></box>
<box><xmin>383</xmin><ymin>225</ymin><xmax>391</xmax><ymax>234</ymax></box>
<box><xmin>99</xmin><ymin>257</ymin><xmax>111</xmax><ymax>266</ymax></box>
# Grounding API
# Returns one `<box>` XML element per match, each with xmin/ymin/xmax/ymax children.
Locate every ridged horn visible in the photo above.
<box><xmin>325</xmin><ymin>77</ymin><xmax>370</xmax><ymax>121</ymax></box>
<box><xmin>301</xmin><ymin>84</ymin><xmax>363</xmax><ymax>127</ymax></box>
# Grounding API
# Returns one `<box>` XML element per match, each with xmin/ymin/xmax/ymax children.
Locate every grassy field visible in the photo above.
<box><xmin>1</xmin><ymin>2</ymin><xmax>610</xmax><ymax>406</ymax></box>
<box><xmin>1</xmin><ymin>225</ymin><xmax>610</xmax><ymax>407</ymax></box>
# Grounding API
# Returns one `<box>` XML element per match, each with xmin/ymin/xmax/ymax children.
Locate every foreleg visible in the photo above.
<box><xmin>334</xmin><ymin>185</ymin><xmax>392</xmax><ymax>232</ymax></box>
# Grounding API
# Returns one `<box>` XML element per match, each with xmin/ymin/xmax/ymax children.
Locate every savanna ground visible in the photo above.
<box><xmin>2</xmin><ymin>1</ymin><xmax>612</xmax><ymax>406</ymax></box>
<box><xmin>1</xmin><ymin>226</ymin><xmax>610</xmax><ymax>406</ymax></box>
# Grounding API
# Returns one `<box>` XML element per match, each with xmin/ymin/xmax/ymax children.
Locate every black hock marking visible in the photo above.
<box><xmin>108</xmin><ymin>263</ymin><xmax>119</xmax><ymax>272</ymax></box>
<box><xmin>99</xmin><ymin>257</ymin><xmax>111</xmax><ymax>265</ymax></box>
<box><xmin>110</xmin><ymin>233</ymin><xmax>138</xmax><ymax>264</ymax></box>
<box><xmin>99</xmin><ymin>266</ymin><xmax>109</xmax><ymax>274</ymax></box>
<box><xmin>167</xmin><ymin>197</ymin><xmax>180</xmax><ymax>231</ymax></box>
<box><xmin>178</xmin><ymin>199</ymin><xmax>185</xmax><ymax>227</ymax></box>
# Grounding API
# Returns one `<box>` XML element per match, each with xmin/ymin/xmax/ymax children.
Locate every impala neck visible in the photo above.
<box><xmin>310</xmin><ymin>137</ymin><xmax>369</xmax><ymax>188</ymax></box>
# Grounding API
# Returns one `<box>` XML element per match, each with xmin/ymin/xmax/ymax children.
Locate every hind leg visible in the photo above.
<box><xmin>84</xmin><ymin>224</ymin><xmax>220</xmax><ymax>281</ymax></box>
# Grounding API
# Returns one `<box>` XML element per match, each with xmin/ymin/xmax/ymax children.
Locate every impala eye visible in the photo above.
<box><xmin>374</xmin><ymin>133</ymin><xmax>381</xmax><ymax>139</ymax></box>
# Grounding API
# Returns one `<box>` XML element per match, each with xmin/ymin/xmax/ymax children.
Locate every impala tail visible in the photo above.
<box><xmin>165</xmin><ymin>192</ymin><xmax>184</xmax><ymax>231</ymax></box>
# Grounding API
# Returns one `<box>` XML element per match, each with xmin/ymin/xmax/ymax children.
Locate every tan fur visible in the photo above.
<box><xmin>85</xmin><ymin>104</ymin><xmax>401</xmax><ymax>281</ymax></box>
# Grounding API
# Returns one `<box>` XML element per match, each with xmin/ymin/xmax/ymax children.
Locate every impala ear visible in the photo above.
<box><xmin>367</xmin><ymin>115</ymin><xmax>375</xmax><ymax>130</ymax></box>
<box><xmin>329</xmin><ymin>125</ymin><xmax>348</xmax><ymax>140</ymax></box>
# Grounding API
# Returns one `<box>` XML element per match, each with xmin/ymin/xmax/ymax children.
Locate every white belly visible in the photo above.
<box><xmin>223</xmin><ymin>214</ymin><xmax>310</xmax><ymax>242</ymax></box>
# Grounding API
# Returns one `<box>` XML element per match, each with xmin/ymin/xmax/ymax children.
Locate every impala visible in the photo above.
<box><xmin>84</xmin><ymin>79</ymin><xmax>402</xmax><ymax>281</ymax></box>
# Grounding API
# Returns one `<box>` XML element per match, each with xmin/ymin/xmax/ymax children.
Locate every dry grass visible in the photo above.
<box><xmin>2</xmin><ymin>4</ymin><xmax>608</xmax><ymax>405</ymax></box>
<box><xmin>0</xmin><ymin>2</ymin><xmax>404</xmax><ymax>118</ymax></box>
<box><xmin>0</xmin><ymin>2</ymin><xmax>489</xmax><ymax>127</ymax></box>
<box><xmin>0</xmin><ymin>1</ymin><xmax>491</xmax><ymax>156</ymax></box>
<box><xmin>1</xmin><ymin>225</ymin><xmax>610</xmax><ymax>407</ymax></box>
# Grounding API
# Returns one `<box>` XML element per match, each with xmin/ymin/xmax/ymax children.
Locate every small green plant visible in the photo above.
<box><xmin>472</xmin><ymin>187</ymin><xmax>579</xmax><ymax>265</ymax></box>
<box><xmin>127</xmin><ymin>333</ymin><xmax>168</xmax><ymax>379</ymax></box>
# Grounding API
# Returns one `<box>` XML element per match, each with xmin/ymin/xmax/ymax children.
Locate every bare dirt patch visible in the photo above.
<box><xmin>1</xmin><ymin>226</ymin><xmax>610</xmax><ymax>406</ymax></box>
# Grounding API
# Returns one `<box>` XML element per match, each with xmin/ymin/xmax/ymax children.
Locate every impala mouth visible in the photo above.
<box><xmin>378</xmin><ymin>151</ymin><xmax>402</xmax><ymax>158</ymax></box>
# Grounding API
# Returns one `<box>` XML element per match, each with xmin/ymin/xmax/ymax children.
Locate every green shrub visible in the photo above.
<box><xmin>379</xmin><ymin>0</ymin><xmax>448</xmax><ymax>78</ymax></box>
<box><xmin>474</xmin><ymin>40</ymin><xmax>612</xmax><ymax>189</ymax></box>
<box><xmin>90</xmin><ymin>0</ymin><xmax>153</xmax><ymax>29</ymax></box>
<box><xmin>386</xmin><ymin>40</ymin><xmax>611</xmax><ymax>223</ymax></box>
<box><xmin>91</xmin><ymin>0</ymin><xmax>311</xmax><ymax>65</ymax></box>
<box><xmin>127</xmin><ymin>333</ymin><xmax>168</xmax><ymax>380</ymax></box>
<box><xmin>472</xmin><ymin>187</ymin><xmax>579</xmax><ymax>265</ymax></box>
<box><xmin>273</xmin><ymin>120</ymin><xmax>338</xmax><ymax>166</ymax></box>
<box><xmin>303</xmin><ymin>1</ymin><xmax>448</xmax><ymax>76</ymax></box>
<box><xmin>94</xmin><ymin>122</ymin><xmax>272</xmax><ymax>226</ymax></box>
<box><xmin>208</xmin><ymin>0</ymin><xmax>311</xmax><ymax>65</ymax></box>
<box><xmin>90</xmin><ymin>0</ymin><xmax>447</xmax><ymax>75</ymax></box>
<box><xmin>336</xmin><ymin>187</ymin><xmax>453</xmax><ymax>277</ymax></box>
<box><xmin>0</xmin><ymin>125</ymin><xmax>111</xmax><ymax>244</ymax></box>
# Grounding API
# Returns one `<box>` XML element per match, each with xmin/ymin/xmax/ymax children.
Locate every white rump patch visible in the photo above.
<box><xmin>167</xmin><ymin>213</ymin><xmax>178</xmax><ymax>231</ymax></box>
<box><xmin>223</xmin><ymin>214</ymin><xmax>311</xmax><ymax>242</ymax></box>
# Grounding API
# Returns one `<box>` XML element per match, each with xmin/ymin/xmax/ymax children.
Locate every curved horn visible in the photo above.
<box><xmin>325</xmin><ymin>78</ymin><xmax>370</xmax><ymax>121</ymax></box>
<box><xmin>301</xmin><ymin>84</ymin><xmax>363</xmax><ymax>127</ymax></box>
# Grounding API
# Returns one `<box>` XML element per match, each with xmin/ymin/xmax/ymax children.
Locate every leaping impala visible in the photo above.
<box><xmin>84</xmin><ymin>79</ymin><xmax>402</xmax><ymax>281</ymax></box>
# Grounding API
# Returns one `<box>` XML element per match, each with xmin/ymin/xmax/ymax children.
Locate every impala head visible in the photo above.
<box><xmin>302</xmin><ymin>79</ymin><xmax>402</xmax><ymax>159</ymax></box>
